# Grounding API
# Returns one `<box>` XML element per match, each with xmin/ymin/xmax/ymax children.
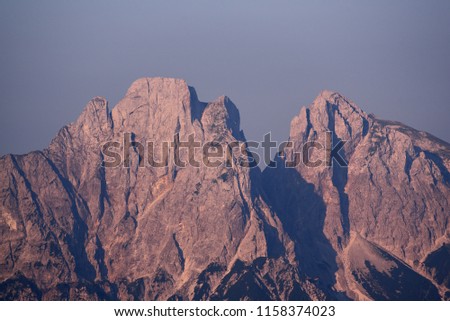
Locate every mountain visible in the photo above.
<box><xmin>0</xmin><ymin>78</ymin><xmax>449</xmax><ymax>300</ymax></box>
<box><xmin>262</xmin><ymin>90</ymin><xmax>449</xmax><ymax>300</ymax></box>
<box><xmin>0</xmin><ymin>78</ymin><xmax>321</xmax><ymax>300</ymax></box>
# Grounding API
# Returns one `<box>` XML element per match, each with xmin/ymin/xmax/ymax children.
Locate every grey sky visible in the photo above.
<box><xmin>1</xmin><ymin>0</ymin><xmax>449</xmax><ymax>156</ymax></box>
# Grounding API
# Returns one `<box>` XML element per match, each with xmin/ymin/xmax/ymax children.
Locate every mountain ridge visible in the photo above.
<box><xmin>1</xmin><ymin>77</ymin><xmax>449</xmax><ymax>300</ymax></box>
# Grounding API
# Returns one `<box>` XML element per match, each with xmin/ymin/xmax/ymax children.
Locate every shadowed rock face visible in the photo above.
<box><xmin>0</xmin><ymin>79</ymin><xmax>449</xmax><ymax>300</ymax></box>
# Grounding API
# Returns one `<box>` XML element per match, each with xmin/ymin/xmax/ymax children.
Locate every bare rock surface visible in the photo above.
<box><xmin>0</xmin><ymin>78</ymin><xmax>316</xmax><ymax>300</ymax></box>
<box><xmin>262</xmin><ymin>91</ymin><xmax>450</xmax><ymax>300</ymax></box>
<box><xmin>1</xmin><ymin>80</ymin><xmax>448</xmax><ymax>300</ymax></box>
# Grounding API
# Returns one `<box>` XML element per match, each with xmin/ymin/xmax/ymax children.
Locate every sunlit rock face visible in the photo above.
<box><xmin>1</xmin><ymin>79</ymin><xmax>448</xmax><ymax>300</ymax></box>
<box><xmin>263</xmin><ymin>90</ymin><xmax>449</xmax><ymax>300</ymax></box>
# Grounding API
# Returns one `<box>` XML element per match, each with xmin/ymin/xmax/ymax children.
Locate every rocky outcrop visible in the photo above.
<box><xmin>1</xmin><ymin>80</ymin><xmax>449</xmax><ymax>300</ymax></box>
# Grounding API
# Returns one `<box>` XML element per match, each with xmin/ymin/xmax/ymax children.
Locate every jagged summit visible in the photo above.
<box><xmin>263</xmin><ymin>89</ymin><xmax>450</xmax><ymax>300</ymax></box>
<box><xmin>290</xmin><ymin>90</ymin><xmax>369</xmax><ymax>145</ymax></box>
<box><xmin>1</xmin><ymin>79</ymin><xmax>449</xmax><ymax>300</ymax></box>
<box><xmin>72</xmin><ymin>77</ymin><xmax>241</xmax><ymax>142</ymax></box>
<box><xmin>310</xmin><ymin>90</ymin><xmax>367</xmax><ymax>117</ymax></box>
<box><xmin>316</xmin><ymin>89</ymin><xmax>342</xmax><ymax>101</ymax></box>
<box><xmin>1</xmin><ymin>77</ymin><xmax>313</xmax><ymax>300</ymax></box>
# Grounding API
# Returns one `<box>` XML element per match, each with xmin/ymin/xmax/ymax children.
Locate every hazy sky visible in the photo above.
<box><xmin>1</xmin><ymin>0</ymin><xmax>449</xmax><ymax>156</ymax></box>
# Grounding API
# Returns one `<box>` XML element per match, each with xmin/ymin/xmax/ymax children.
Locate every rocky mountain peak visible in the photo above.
<box><xmin>289</xmin><ymin>90</ymin><xmax>370</xmax><ymax>162</ymax></box>
<box><xmin>312</xmin><ymin>90</ymin><xmax>362</xmax><ymax>111</ymax></box>
<box><xmin>73</xmin><ymin>96</ymin><xmax>112</xmax><ymax>140</ymax></box>
<box><xmin>201</xmin><ymin>95</ymin><xmax>242</xmax><ymax>141</ymax></box>
<box><xmin>264</xmin><ymin>90</ymin><xmax>450</xmax><ymax>300</ymax></box>
<box><xmin>1</xmin><ymin>80</ymin><xmax>449</xmax><ymax>301</ymax></box>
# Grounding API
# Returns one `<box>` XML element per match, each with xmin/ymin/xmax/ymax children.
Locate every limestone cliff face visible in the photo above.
<box><xmin>262</xmin><ymin>91</ymin><xmax>449</xmax><ymax>300</ymax></box>
<box><xmin>1</xmin><ymin>80</ymin><xmax>449</xmax><ymax>300</ymax></box>
<box><xmin>0</xmin><ymin>78</ymin><xmax>319</xmax><ymax>300</ymax></box>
